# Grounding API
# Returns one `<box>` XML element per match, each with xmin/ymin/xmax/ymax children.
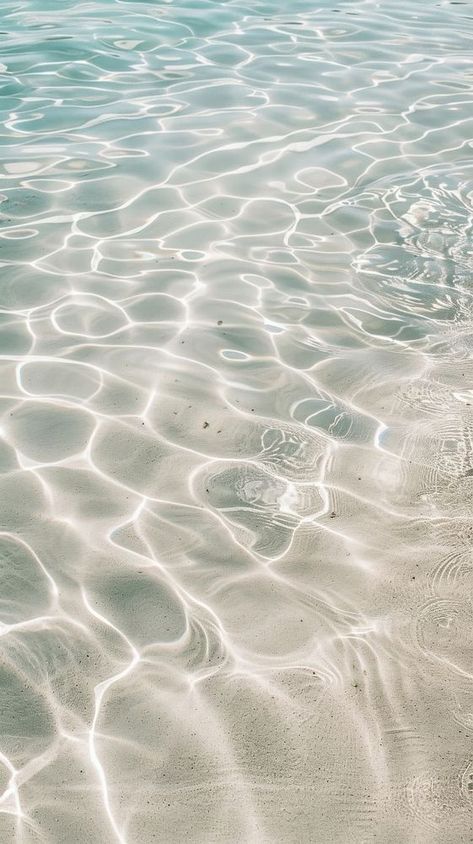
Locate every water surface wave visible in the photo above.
<box><xmin>1</xmin><ymin>0</ymin><xmax>473</xmax><ymax>841</ymax></box>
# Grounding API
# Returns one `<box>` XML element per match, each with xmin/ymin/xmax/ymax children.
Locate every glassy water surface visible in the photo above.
<box><xmin>1</xmin><ymin>0</ymin><xmax>473</xmax><ymax>840</ymax></box>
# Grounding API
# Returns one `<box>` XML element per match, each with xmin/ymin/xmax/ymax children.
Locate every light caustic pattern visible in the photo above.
<box><xmin>1</xmin><ymin>0</ymin><xmax>473</xmax><ymax>841</ymax></box>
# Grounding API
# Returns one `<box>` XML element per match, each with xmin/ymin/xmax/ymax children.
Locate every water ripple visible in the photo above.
<box><xmin>0</xmin><ymin>0</ymin><xmax>472</xmax><ymax>841</ymax></box>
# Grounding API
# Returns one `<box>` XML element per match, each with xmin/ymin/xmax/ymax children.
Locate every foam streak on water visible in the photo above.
<box><xmin>0</xmin><ymin>0</ymin><xmax>473</xmax><ymax>841</ymax></box>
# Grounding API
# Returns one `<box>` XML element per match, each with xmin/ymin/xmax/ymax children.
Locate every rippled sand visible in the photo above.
<box><xmin>1</xmin><ymin>0</ymin><xmax>473</xmax><ymax>841</ymax></box>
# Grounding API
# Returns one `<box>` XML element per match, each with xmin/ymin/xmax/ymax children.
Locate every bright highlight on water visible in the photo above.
<box><xmin>0</xmin><ymin>0</ymin><xmax>473</xmax><ymax>841</ymax></box>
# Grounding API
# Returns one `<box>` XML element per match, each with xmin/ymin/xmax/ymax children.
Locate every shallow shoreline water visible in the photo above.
<box><xmin>1</xmin><ymin>0</ymin><xmax>473</xmax><ymax>841</ymax></box>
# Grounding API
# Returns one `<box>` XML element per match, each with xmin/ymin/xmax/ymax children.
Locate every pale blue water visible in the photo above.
<box><xmin>1</xmin><ymin>1</ymin><xmax>473</xmax><ymax>841</ymax></box>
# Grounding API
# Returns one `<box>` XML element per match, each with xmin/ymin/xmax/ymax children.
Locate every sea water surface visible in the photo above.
<box><xmin>1</xmin><ymin>0</ymin><xmax>473</xmax><ymax>841</ymax></box>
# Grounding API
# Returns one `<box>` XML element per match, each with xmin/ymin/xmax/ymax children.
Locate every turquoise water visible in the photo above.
<box><xmin>1</xmin><ymin>0</ymin><xmax>473</xmax><ymax>841</ymax></box>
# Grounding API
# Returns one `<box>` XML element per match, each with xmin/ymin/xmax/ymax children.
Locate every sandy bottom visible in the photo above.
<box><xmin>1</xmin><ymin>0</ymin><xmax>473</xmax><ymax>841</ymax></box>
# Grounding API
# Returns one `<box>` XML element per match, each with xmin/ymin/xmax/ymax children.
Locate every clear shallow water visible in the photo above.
<box><xmin>1</xmin><ymin>0</ymin><xmax>473</xmax><ymax>840</ymax></box>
